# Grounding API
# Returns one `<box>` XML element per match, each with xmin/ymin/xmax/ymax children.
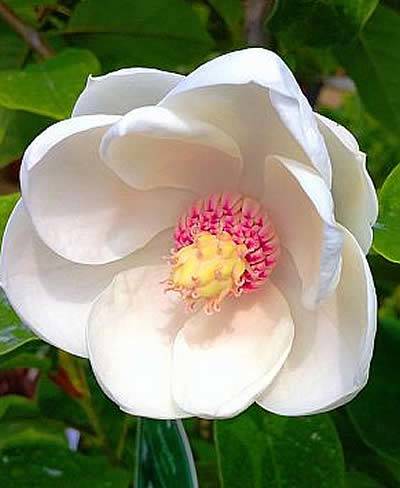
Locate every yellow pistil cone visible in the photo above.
<box><xmin>168</xmin><ymin>232</ymin><xmax>247</xmax><ymax>313</ymax></box>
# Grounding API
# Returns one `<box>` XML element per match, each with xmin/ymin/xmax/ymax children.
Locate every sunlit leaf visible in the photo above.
<box><xmin>0</xmin><ymin>289</ymin><xmax>38</xmax><ymax>356</ymax></box>
<box><xmin>0</xmin><ymin>192</ymin><xmax>19</xmax><ymax>239</ymax></box>
<box><xmin>0</xmin><ymin>49</ymin><xmax>100</xmax><ymax>119</ymax></box>
<box><xmin>373</xmin><ymin>164</ymin><xmax>400</xmax><ymax>262</ymax></box>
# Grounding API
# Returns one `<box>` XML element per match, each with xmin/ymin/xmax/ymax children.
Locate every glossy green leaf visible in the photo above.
<box><xmin>373</xmin><ymin>164</ymin><xmax>400</xmax><ymax>262</ymax></box>
<box><xmin>0</xmin><ymin>446</ymin><xmax>130</xmax><ymax>487</ymax></box>
<box><xmin>66</xmin><ymin>0</ymin><xmax>213</xmax><ymax>72</ymax></box>
<box><xmin>337</xmin><ymin>5</ymin><xmax>400</xmax><ymax>134</ymax></box>
<box><xmin>0</xmin><ymin>194</ymin><xmax>38</xmax><ymax>354</ymax></box>
<box><xmin>135</xmin><ymin>418</ymin><xmax>198</xmax><ymax>488</ymax></box>
<box><xmin>0</xmin><ymin>192</ymin><xmax>19</xmax><ymax>239</ymax></box>
<box><xmin>0</xmin><ymin>108</ymin><xmax>53</xmax><ymax>168</ymax></box>
<box><xmin>0</xmin><ymin>49</ymin><xmax>100</xmax><ymax>119</ymax></box>
<box><xmin>0</xmin><ymin>289</ymin><xmax>38</xmax><ymax>355</ymax></box>
<box><xmin>333</xmin><ymin>409</ymin><xmax>399</xmax><ymax>487</ymax></box>
<box><xmin>216</xmin><ymin>406</ymin><xmax>345</xmax><ymax>488</ymax></box>
<box><xmin>271</xmin><ymin>0</ymin><xmax>378</xmax><ymax>47</ymax></box>
<box><xmin>348</xmin><ymin>318</ymin><xmax>400</xmax><ymax>463</ymax></box>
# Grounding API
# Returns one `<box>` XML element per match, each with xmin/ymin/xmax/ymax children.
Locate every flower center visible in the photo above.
<box><xmin>166</xmin><ymin>192</ymin><xmax>280</xmax><ymax>313</ymax></box>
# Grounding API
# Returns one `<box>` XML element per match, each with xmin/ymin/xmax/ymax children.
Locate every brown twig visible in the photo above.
<box><xmin>0</xmin><ymin>0</ymin><xmax>55</xmax><ymax>59</ymax></box>
<box><xmin>244</xmin><ymin>0</ymin><xmax>275</xmax><ymax>46</ymax></box>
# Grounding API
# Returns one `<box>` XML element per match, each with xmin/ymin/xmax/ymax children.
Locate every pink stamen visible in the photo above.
<box><xmin>173</xmin><ymin>192</ymin><xmax>280</xmax><ymax>294</ymax></box>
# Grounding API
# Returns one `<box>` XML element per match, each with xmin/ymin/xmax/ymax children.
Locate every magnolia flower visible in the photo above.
<box><xmin>0</xmin><ymin>49</ymin><xmax>377</xmax><ymax>419</ymax></box>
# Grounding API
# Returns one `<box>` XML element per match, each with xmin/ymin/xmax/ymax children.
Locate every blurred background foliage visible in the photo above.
<box><xmin>0</xmin><ymin>0</ymin><xmax>400</xmax><ymax>486</ymax></box>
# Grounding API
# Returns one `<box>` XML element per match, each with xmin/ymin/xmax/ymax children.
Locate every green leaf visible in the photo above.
<box><xmin>0</xmin><ymin>48</ymin><xmax>100</xmax><ymax>119</ymax></box>
<box><xmin>0</xmin><ymin>289</ymin><xmax>38</xmax><ymax>355</ymax></box>
<box><xmin>0</xmin><ymin>192</ymin><xmax>19</xmax><ymax>239</ymax></box>
<box><xmin>333</xmin><ymin>409</ymin><xmax>399</xmax><ymax>487</ymax></box>
<box><xmin>373</xmin><ymin>163</ymin><xmax>400</xmax><ymax>262</ymax></box>
<box><xmin>208</xmin><ymin>0</ymin><xmax>243</xmax><ymax>32</ymax></box>
<box><xmin>0</xmin><ymin>419</ymin><xmax>67</xmax><ymax>450</ymax></box>
<box><xmin>135</xmin><ymin>418</ymin><xmax>198</xmax><ymax>488</ymax></box>
<box><xmin>0</xmin><ymin>22</ymin><xmax>28</xmax><ymax>70</ymax></box>
<box><xmin>0</xmin><ymin>108</ymin><xmax>53</xmax><ymax>168</ymax></box>
<box><xmin>0</xmin><ymin>395</ymin><xmax>39</xmax><ymax>421</ymax></box>
<box><xmin>216</xmin><ymin>406</ymin><xmax>345</xmax><ymax>488</ymax></box>
<box><xmin>0</xmin><ymin>194</ymin><xmax>37</xmax><ymax>357</ymax></box>
<box><xmin>348</xmin><ymin>318</ymin><xmax>400</xmax><ymax>464</ymax></box>
<box><xmin>0</xmin><ymin>397</ymin><xmax>67</xmax><ymax>452</ymax></box>
<box><xmin>3</xmin><ymin>0</ymin><xmax>46</xmax><ymax>24</ymax></box>
<box><xmin>337</xmin><ymin>5</ymin><xmax>400</xmax><ymax>134</ymax></box>
<box><xmin>37</xmin><ymin>376</ymin><xmax>91</xmax><ymax>432</ymax></box>
<box><xmin>0</xmin><ymin>351</ymin><xmax>51</xmax><ymax>370</ymax></box>
<box><xmin>0</xmin><ymin>194</ymin><xmax>38</xmax><ymax>353</ymax></box>
<box><xmin>346</xmin><ymin>470</ymin><xmax>385</xmax><ymax>487</ymax></box>
<box><xmin>86</xmin><ymin>367</ymin><xmax>135</xmax><ymax>457</ymax></box>
<box><xmin>0</xmin><ymin>445</ymin><xmax>130</xmax><ymax>487</ymax></box>
<box><xmin>271</xmin><ymin>0</ymin><xmax>378</xmax><ymax>47</ymax></box>
<box><xmin>66</xmin><ymin>0</ymin><xmax>213</xmax><ymax>72</ymax></box>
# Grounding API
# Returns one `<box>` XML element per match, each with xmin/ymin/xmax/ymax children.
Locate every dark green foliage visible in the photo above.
<box><xmin>216</xmin><ymin>406</ymin><xmax>345</xmax><ymax>488</ymax></box>
<box><xmin>0</xmin><ymin>1</ymin><xmax>399</xmax><ymax>487</ymax></box>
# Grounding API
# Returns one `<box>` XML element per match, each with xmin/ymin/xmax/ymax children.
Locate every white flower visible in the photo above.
<box><xmin>0</xmin><ymin>48</ymin><xmax>378</xmax><ymax>419</ymax></box>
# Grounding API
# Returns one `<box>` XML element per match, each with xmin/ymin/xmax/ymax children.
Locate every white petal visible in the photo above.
<box><xmin>21</xmin><ymin>115</ymin><xmax>193</xmax><ymax>264</ymax></box>
<box><xmin>101</xmin><ymin>105</ymin><xmax>242</xmax><ymax>193</ymax></box>
<box><xmin>257</xmin><ymin>227</ymin><xmax>377</xmax><ymax>416</ymax></box>
<box><xmin>73</xmin><ymin>68</ymin><xmax>183</xmax><ymax>116</ymax></box>
<box><xmin>171</xmin><ymin>283</ymin><xmax>294</xmax><ymax>418</ymax></box>
<box><xmin>87</xmin><ymin>265</ymin><xmax>189</xmax><ymax>419</ymax></box>
<box><xmin>161</xmin><ymin>48</ymin><xmax>331</xmax><ymax>196</ymax></box>
<box><xmin>263</xmin><ymin>156</ymin><xmax>343</xmax><ymax>308</ymax></box>
<box><xmin>0</xmin><ymin>201</ymin><xmax>172</xmax><ymax>357</ymax></box>
<box><xmin>316</xmin><ymin>113</ymin><xmax>378</xmax><ymax>253</ymax></box>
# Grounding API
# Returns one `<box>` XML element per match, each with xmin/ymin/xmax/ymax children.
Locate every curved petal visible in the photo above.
<box><xmin>0</xmin><ymin>201</ymin><xmax>172</xmax><ymax>357</ymax></box>
<box><xmin>100</xmin><ymin>105</ymin><xmax>242</xmax><ymax>193</ymax></box>
<box><xmin>257</xmin><ymin>227</ymin><xmax>377</xmax><ymax>416</ymax></box>
<box><xmin>171</xmin><ymin>282</ymin><xmax>294</xmax><ymax>418</ymax></box>
<box><xmin>161</xmin><ymin>48</ymin><xmax>331</xmax><ymax>196</ymax></box>
<box><xmin>21</xmin><ymin>115</ymin><xmax>194</xmax><ymax>264</ymax></box>
<box><xmin>316</xmin><ymin>113</ymin><xmax>378</xmax><ymax>253</ymax></box>
<box><xmin>87</xmin><ymin>265</ymin><xmax>189</xmax><ymax>419</ymax></box>
<box><xmin>263</xmin><ymin>156</ymin><xmax>343</xmax><ymax>308</ymax></box>
<box><xmin>73</xmin><ymin>68</ymin><xmax>183</xmax><ymax>116</ymax></box>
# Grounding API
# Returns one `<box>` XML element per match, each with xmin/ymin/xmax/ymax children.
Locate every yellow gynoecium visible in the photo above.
<box><xmin>167</xmin><ymin>232</ymin><xmax>248</xmax><ymax>314</ymax></box>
